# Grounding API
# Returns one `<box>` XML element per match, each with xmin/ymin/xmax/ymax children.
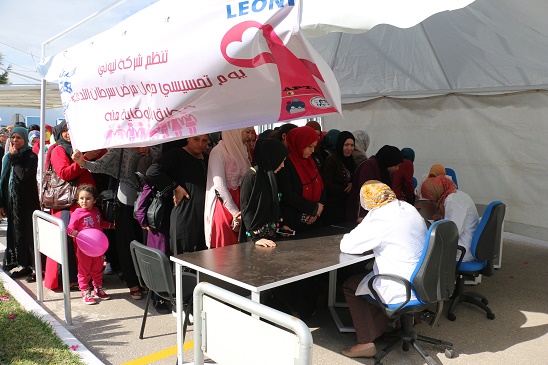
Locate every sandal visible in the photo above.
<box><xmin>130</xmin><ymin>287</ymin><xmax>142</xmax><ymax>300</ymax></box>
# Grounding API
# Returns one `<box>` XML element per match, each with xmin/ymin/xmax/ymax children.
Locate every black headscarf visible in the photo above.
<box><xmin>335</xmin><ymin>131</ymin><xmax>356</xmax><ymax>174</ymax></box>
<box><xmin>52</xmin><ymin>120</ymin><xmax>73</xmax><ymax>157</ymax></box>
<box><xmin>241</xmin><ymin>138</ymin><xmax>288</xmax><ymax>232</ymax></box>
<box><xmin>375</xmin><ymin>145</ymin><xmax>403</xmax><ymax>185</ymax></box>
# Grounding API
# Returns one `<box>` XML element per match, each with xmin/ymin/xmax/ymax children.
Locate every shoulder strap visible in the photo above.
<box><xmin>44</xmin><ymin>143</ymin><xmax>58</xmax><ymax>171</ymax></box>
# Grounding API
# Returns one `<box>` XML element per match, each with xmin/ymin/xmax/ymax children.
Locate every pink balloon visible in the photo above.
<box><xmin>76</xmin><ymin>229</ymin><xmax>109</xmax><ymax>257</ymax></box>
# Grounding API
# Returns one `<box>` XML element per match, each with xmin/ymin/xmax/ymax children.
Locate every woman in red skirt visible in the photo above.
<box><xmin>204</xmin><ymin>127</ymin><xmax>254</xmax><ymax>248</ymax></box>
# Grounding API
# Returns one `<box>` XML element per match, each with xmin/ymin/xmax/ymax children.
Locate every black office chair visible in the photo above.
<box><xmin>129</xmin><ymin>240</ymin><xmax>197</xmax><ymax>340</ymax></box>
<box><xmin>447</xmin><ymin>201</ymin><xmax>506</xmax><ymax>321</ymax></box>
<box><xmin>366</xmin><ymin>220</ymin><xmax>459</xmax><ymax>365</ymax></box>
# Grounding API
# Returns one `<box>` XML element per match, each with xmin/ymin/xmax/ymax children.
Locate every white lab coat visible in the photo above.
<box><xmin>340</xmin><ymin>200</ymin><xmax>427</xmax><ymax>304</ymax></box>
<box><xmin>444</xmin><ymin>190</ymin><xmax>479</xmax><ymax>262</ymax></box>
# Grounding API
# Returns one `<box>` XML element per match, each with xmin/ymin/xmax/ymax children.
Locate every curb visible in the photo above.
<box><xmin>0</xmin><ymin>250</ymin><xmax>104</xmax><ymax>365</ymax></box>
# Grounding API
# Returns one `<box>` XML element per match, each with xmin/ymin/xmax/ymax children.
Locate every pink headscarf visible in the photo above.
<box><xmin>218</xmin><ymin>128</ymin><xmax>251</xmax><ymax>189</ymax></box>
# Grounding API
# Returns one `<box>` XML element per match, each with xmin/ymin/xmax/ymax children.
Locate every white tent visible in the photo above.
<box><xmin>32</xmin><ymin>0</ymin><xmax>547</xmax><ymax>240</ymax></box>
<box><xmin>305</xmin><ymin>0</ymin><xmax>548</xmax><ymax>240</ymax></box>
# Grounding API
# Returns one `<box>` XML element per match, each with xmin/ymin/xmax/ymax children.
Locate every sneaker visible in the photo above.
<box><xmin>82</xmin><ymin>290</ymin><xmax>96</xmax><ymax>305</ymax></box>
<box><xmin>94</xmin><ymin>286</ymin><xmax>110</xmax><ymax>300</ymax></box>
<box><xmin>103</xmin><ymin>263</ymin><xmax>113</xmax><ymax>275</ymax></box>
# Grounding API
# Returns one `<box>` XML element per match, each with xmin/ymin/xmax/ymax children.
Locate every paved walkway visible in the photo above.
<box><xmin>1</xmin><ymin>219</ymin><xmax>548</xmax><ymax>365</ymax></box>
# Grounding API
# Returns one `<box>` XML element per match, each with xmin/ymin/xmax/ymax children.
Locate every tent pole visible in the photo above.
<box><xmin>42</xmin><ymin>0</ymin><xmax>130</xmax><ymax>47</ymax></box>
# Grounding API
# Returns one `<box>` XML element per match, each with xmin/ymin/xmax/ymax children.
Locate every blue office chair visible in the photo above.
<box><xmin>447</xmin><ymin>201</ymin><xmax>506</xmax><ymax>321</ymax></box>
<box><xmin>444</xmin><ymin>168</ymin><xmax>458</xmax><ymax>188</ymax></box>
<box><xmin>412</xmin><ymin>177</ymin><xmax>418</xmax><ymax>190</ymax></box>
<box><xmin>365</xmin><ymin>220</ymin><xmax>460</xmax><ymax>364</ymax></box>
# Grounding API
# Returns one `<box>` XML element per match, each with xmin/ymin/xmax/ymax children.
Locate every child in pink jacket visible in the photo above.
<box><xmin>68</xmin><ymin>184</ymin><xmax>113</xmax><ymax>305</ymax></box>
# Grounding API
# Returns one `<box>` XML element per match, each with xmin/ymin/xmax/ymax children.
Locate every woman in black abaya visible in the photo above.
<box><xmin>239</xmin><ymin>138</ymin><xmax>290</xmax><ymax>247</ymax></box>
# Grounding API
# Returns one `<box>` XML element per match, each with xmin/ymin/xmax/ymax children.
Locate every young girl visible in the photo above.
<box><xmin>68</xmin><ymin>184</ymin><xmax>113</xmax><ymax>305</ymax></box>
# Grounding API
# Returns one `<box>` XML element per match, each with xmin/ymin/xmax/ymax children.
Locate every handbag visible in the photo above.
<box><xmin>146</xmin><ymin>183</ymin><xmax>175</xmax><ymax>230</ymax></box>
<box><xmin>99</xmin><ymin>189</ymin><xmax>120</xmax><ymax>223</ymax></box>
<box><xmin>41</xmin><ymin>163</ymin><xmax>78</xmax><ymax>210</ymax></box>
<box><xmin>99</xmin><ymin>150</ymin><xmax>124</xmax><ymax>222</ymax></box>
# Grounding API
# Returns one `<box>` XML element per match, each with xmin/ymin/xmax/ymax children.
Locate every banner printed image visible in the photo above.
<box><xmin>220</xmin><ymin>20</ymin><xmax>337</xmax><ymax>122</ymax></box>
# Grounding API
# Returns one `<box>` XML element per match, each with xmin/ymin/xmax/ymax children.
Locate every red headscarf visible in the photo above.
<box><xmin>421</xmin><ymin>176</ymin><xmax>457</xmax><ymax>217</ymax></box>
<box><xmin>286</xmin><ymin>126</ymin><xmax>324</xmax><ymax>201</ymax></box>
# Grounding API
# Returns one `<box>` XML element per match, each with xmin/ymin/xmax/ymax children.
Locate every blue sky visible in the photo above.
<box><xmin>0</xmin><ymin>0</ymin><xmax>159</xmax><ymax>125</ymax></box>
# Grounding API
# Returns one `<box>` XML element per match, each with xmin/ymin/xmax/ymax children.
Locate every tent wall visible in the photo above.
<box><xmin>323</xmin><ymin>91</ymin><xmax>548</xmax><ymax>242</ymax></box>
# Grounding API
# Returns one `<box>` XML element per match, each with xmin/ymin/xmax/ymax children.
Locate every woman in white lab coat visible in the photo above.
<box><xmin>340</xmin><ymin>180</ymin><xmax>427</xmax><ymax>358</ymax></box>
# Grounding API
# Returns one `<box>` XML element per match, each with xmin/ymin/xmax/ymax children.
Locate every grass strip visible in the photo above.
<box><xmin>0</xmin><ymin>281</ymin><xmax>84</xmax><ymax>364</ymax></box>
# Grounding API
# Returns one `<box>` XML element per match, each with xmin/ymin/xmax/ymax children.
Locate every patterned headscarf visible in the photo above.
<box><xmin>420</xmin><ymin>176</ymin><xmax>457</xmax><ymax>217</ymax></box>
<box><xmin>428</xmin><ymin>164</ymin><xmax>446</xmax><ymax>178</ymax></box>
<box><xmin>353</xmin><ymin>130</ymin><xmax>370</xmax><ymax>155</ymax></box>
<box><xmin>360</xmin><ymin>180</ymin><xmax>397</xmax><ymax>211</ymax></box>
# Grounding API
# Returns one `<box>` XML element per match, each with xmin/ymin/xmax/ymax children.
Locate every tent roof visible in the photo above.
<box><xmin>3</xmin><ymin>0</ymin><xmax>547</xmax><ymax>108</ymax></box>
<box><xmin>306</xmin><ymin>0</ymin><xmax>548</xmax><ymax>103</ymax></box>
<box><xmin>0</xmin><ymin>84</ymin><xmax>62</xmax><ymax>109</ymax></box>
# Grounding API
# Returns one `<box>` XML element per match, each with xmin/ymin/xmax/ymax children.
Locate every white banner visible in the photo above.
<box><xmin>42</xmin><ymin>0</ymin><xmax>341</xmax><ymax>151</ymax></box>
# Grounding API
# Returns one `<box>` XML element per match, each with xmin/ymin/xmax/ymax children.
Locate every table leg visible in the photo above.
<box><xmin>251</xmin><ymin>291</ymin><xmax>261</xmax><ymax>319</ymax></box>
<box><xmin>328</xmin><ymin>270</ymin><xmax>355</xmax><ymax>333</ymax></box>
<box><xmin>175</xmin><ymin>263</ymin><xmax>184</xmax><ymax>364</ymax></box>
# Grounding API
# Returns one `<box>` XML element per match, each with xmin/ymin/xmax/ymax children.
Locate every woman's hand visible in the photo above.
<box><xmin>344</xmin><ymin>182</ymin><xmax>352</xmax><ymax>194</ymax></box>
<box><xmin>316</xmin><ymin>203</ymin><xmax>324</xmax><ymax>217</ymax></box>
<box><xmin>255</xmin><ymin>238</ymin><xmax>276</xmax><ymax>247</ymax></box>
<box><xmin>8</xmin><ymin>142</ymin><xmax>17</xmax><ymax>154</ymax></box>
<box><xmin>0</xmin><ymin>207</ymin><xmax>6</xmax><ymax>218</ymax></box>
<box><xmin>72</xmin><ymin>150</ymin><xmax>85</xmax><ymax>166</ymax></box>
<box><xmin>173</xmin><ymin>186</ymin><xmax>190</xmax><ymax>206</ymax></box>
<box><xmin>281</xmin><ymin>225</ymin><xmax>294</xmax><ymax>234</ymax></box>
<box><xmin>304</xmin><ymin>215</ymin><xmax>317</xmax><ymax>225</ymax></box>
<box><xmin>232</xmin><ymin>211</ymin><xmax>242</xmax><ymax>232</ymax></box>
<box><xmin>70</xmin><ymin>230</ymin><xmax>78</xmax><ymax>238</ymax></box>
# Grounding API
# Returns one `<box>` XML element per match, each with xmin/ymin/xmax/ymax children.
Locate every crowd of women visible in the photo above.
<box><xmin>0</xmin><ymin>120</ymin><xmax>480</xmax><ymax>357</ymax></box>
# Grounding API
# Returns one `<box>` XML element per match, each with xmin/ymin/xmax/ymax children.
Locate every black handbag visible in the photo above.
<box><xmin>146</xmin><ymin>183</ymin><xmax>175</xmax><ymax>230</ymax></box>
<box><xmin>99</xmin><ymin>189</ymin><xmax>120</xmax><ymax>223</ymax></box>
<box><xmin>99</xmin><ymin>150</ymin><xmax>123</xmax><ymax>222</ymax></box>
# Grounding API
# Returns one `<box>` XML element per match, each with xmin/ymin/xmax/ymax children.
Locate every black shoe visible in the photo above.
<box><xmin>9</xmin><ymin>267</ymin><xmax>32</xmax><ymax>279</ymax></box>
<box><xmin>25</xmin><ymin>274</ymin><xmax>37</xmax><ymax>283</ymax></box>
<box><xmin>153</xmin><ymin>300</ymin><xmax>171</xmax><ymax>315</ymax></box>
<box><xmin>1</xmin><ymin>263</ymin><xmax>17</xmax><ymax>272</ymax></box>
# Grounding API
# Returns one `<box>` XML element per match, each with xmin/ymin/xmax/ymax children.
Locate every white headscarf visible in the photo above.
<box><xmin>217</xmin><ymin>128</ymin><xmax>251</xmax><ymax>189</ymax></box>
<box><xmin>204</xmin><ymin>127</ymin><xmax>251</xmax><ymax>248</ymax></box>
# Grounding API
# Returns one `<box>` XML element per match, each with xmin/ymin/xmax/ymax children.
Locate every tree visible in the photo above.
<box><xmin>0</xmin><ymin>53</ymin><xmax>10</xmax><ymax>84</ymax></box>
